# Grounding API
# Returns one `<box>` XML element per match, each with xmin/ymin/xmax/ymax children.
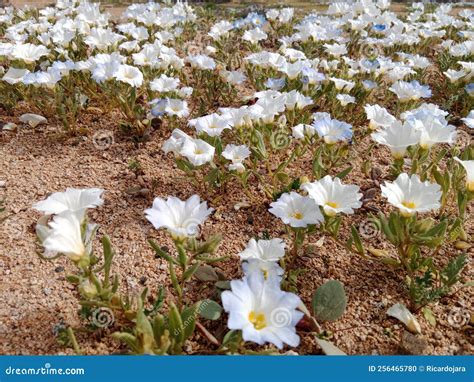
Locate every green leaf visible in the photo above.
<box><xmin>350</xmin><ymin>226</ymin><xmax>365</xmax><ymax>255</ymax></box>
<box><xmin>183</xmin><ymin>261</ymin><xmax>202</xmax><ymax>281</ymax></box>
<box><xmin>422</xmin><ymin>307</ymin><xmax>436</xmax><ymax>327</ymax></box>
<box><xmin>194</xmin><ymin>265</ymin><xmax>219</xmax><ymax>281</ymax></box>
<box><xmin>198</xmin><ymin>299</ymin><xmax>222</xmax><ymax>320</ymax></box>
<box><xmin>335</xmin><ymin>166</ymin><xmax>352</xmax><ymax>180</ymax></box>
<box><xmin>441</xmin><ymin>254</ymin><xmax>467</xmax><ymax>287</ymax></box>
<box><xmin>181</xmin><ymin>303</ymin><xmax>199</xmax><ymax>340</ymax></box>
<box><xmin>145</xmin><ymin>287</ymin><xmax>165</xmax><ymax>316</ymax></box>
<box><xmin>101</xmin><ymin>236</ymin><xmax>114</xmax><ymax>287</ymax></box>
<box><xmin>312</xmin><ymin>280</ymin><xmax>347</xmax><ymax>321</ymax></box>
<box><xmin>149</xmin><ymin>240</ymin><xmax>177</xmax><ymax>264</ymax></box>
<box><xmin>168</xmin><ymin>302</ymin><xmax>185</xmax><ymax>344</ymax></box>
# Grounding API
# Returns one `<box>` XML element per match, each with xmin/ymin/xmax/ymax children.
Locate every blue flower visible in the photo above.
<box><xmin>373</xmin><ymin>24</ymin><xmax>386</xmax><ymax>32</ymax></box>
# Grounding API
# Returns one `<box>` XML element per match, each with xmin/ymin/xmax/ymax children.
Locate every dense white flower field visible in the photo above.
<box><xmin>0</xmin><ymin>0</ymin><xmax>472</xmax><ymax>355</ymax></box>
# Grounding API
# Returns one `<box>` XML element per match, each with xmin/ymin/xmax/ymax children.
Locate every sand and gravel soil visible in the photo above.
<box><xmin>0</xmin><ymin>102</ymin><xmax>472</xmax><ymax>355</ymax></box>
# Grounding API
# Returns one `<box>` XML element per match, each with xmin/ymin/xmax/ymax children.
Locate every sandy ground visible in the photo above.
<box><xmin>0</xmin><ymin>0</ymin><xmax>473</xmax><ymax>356</ymax></box>
<box><xmin>0</xmin><ymin>101</ymin><xmax>472</xmax><ymax>355</ymax></box>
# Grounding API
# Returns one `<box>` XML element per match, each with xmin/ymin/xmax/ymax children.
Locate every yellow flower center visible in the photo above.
<box><xmin>248</xmin><ymin>311</ymin><xmax>267</xmax><ymax>330</ymax></box>
<box><xmin>402</xmin><ymin>201</ymin><xmax>416</xmax><ymax>209</ymax></box>
<box><xmin>325</xmin><ymin>201</ymin><xmax>339</xmax><ymax>209</ymax></box>
<box><xmin>467</xmin><ymin>181</ymin><xmax>474</xmax><ymax>192</ymax></box>
<box><xmin>291</xmin><ymin>211</ymin><xmax>303</xmax><ymax>220</ymax></box>
<box><xmin>262</xmin><ymin>269</ymin><xmax>268</xmax><ymax>280</ymax></box>
<box><xmin>195</xmin><ymin>149</ymin><xmax>203</xmax><ymax>155</ymax></box>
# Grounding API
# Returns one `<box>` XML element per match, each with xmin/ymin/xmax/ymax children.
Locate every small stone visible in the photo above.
<box><xmin>0</xmin><ymin>181</ymin><xmax>5</xmax><ymax>188</ymax></box>
<box><xmin>139</xmin><ymin>276</ymin><xmax>147</xmax><ymax>285</ymax></box>
<box><xmin>54</xmin><ymin>266</ymin><xmax>64</xmax><ymax>273</ymax></box>
<box><xmin>43</xmin><ymin>287</ymin><xmax>51</xmax><ymax>296</ymax></box>
<box><xmin>399</xmin><ymin>331</ymin><xmax>429</xmax><ymax>355</ymax></box>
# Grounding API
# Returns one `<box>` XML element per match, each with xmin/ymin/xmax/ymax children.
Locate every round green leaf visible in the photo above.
<box><xmin>312</xmin><ymin>280</ymin><xmax>347</xmax><ymax>322</ymax></box>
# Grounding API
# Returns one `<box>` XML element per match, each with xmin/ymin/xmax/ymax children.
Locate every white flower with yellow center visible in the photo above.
<box><xmin>269</xmin><ymin>192</ymin><xmax>323</xmax><ymax>228</ymax></box>
<box><xmin>381</xmin><ymin>173</ymin><xmax>442</xmax><ymax>217</ymax></box>
<box><xmin>242</xmin><ymin>258</ymin><xmax>284</xmax><ymax>280</ymax></box>
<box><xmin>301</xmin><ymin>175</ymin><xmax>362</xmax><ymax>217</ymax></box>
<box><xmin>221</xmin><ymin>273</ymin><xmax>303</xmax><ymax>349</ymax></box>
<box><xmin>454</xmin><ymin>157</ymin><xmax>474</xmax><ymax>192</ymax></box>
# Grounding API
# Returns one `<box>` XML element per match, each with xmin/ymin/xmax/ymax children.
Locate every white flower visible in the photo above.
<box><xmin>114</xmin><ymin>64</ymin><xmax>143</xmax><ymax>87</ymax></box>
<box><xmin>219</xmin><ymin>70</ymin><xmax>247</xmax><ymax>85</ymax></box>
<box><xmin>389</xmin><ymin>80</ymin><xmax>431</xmax><ymax>102</ymax></box>
<box><xmin>42</xmin><ymin>212</ymin><xmax>87</xmax><ymax>261</ymax></box>
<box><xmin>454</xmin><ymin>157</ymin><xmax>474</xmax><ymax>192</ymax></box>
<box><xmin>11</xmin><ymin>43</ymin><xmax>49</xmax><ymax>63</ymax></box>
<box><xmin>381</xmin><ymin>173</ymin><xmax>442</xmax><ymax>217</ymax></box>
<box><xmin>187</xmin><ymin>54</ymin><xmax>216</xmax><ymax>70</ymax></box>
<box><xmin>180</xmin><ymin>138</ymin><xmax>215</xmax><ymax>166</ymax></box>
<box><xmin>243</xmin><ymin>28</ymin><xmax>267</xmax><ymax>44</ymax></box>
<box><xmin>208</xmin><ymin>20</ymin><xmax>233</xmax><ymax>40</ymax></box>
<box><xmin>239</xmin><ymin>238</ymin><xmax>286</xmax><ymax>262</ymax></box>
<box><xmin>269</xmin><ymin>192</ymin><xmax>323</xmax><ymax>228</ymax></box>
<box><xmin>291</xmin><ymin>124</ymin><xmax>317</xmax><ymax>139</ymax></box>
<box><xmin>313</xmin><ymin>117</ymin><xmax>353</xmax><ymax>144</ymax></box>
<box><xmin>150</xmin><ymin>74</ymin><xmax>180</xmax><ymax>92</ymax></box>
<box><xmin>145</xmin><ymin>195</ymin><xmax>213</xmax><ymax>239</ymax></box>
<box><xmin>329</xmin><ymin>77</ymin><xmax>355</xmax><ymax>92</ymax></box>
<box><xmin>33</xmin><ymin>188</ymin><xmax>104</xmax><ymax>218</ymax></box>
<box><xmin>302</xmin><ymin>175</ymin><xmax>362</xmax><ymax>217</ymax></box>
<box><xmin>150</xmin><ymin>98</ymin><xmax>189</xmax><ymax>118</ymax></box>
<box><xmin>221</xmin><ymin>273</ymin><xmax>303</xmax><ymax>349</ymax></box>
<box><xmin>324</xmin><ymin>43</ymin><xmax>347</xmax><ymax>57</ymax></box>
<box><xmin>84</xmin><ymin>27</ymin><xmax>124</xmax><ymax>50</ymax></box>
<box><xmin>371</xmin><ymin>121</ymin><xmax>421</xmax><ymax>158</ymax></box>
<box><xmin>2</xmin><ymin>67</ymin><xmax>30</xmax><ymax>84</ymax></box>
<box><xmin>222</xmin><ymin>144</ymin><xmax>250</xmax><ymax>167</ymax></box>
<box><xmin>406</xmin><ymin>114</ymin><xmax>456</xmax><ymax>149</ymax></box>
<box><xmin>336</xmin><ymin>93</ymin><xmax>355</xmax><ymax>106</ymax></box>
<box><xmin>242</xmin><ymin>259</ymin><xmax>284</xmax><ymax>280</ymax></box>
<box><xmin>364</xmin><ymin>104</ymin><xmax>396</xmax><ymax>130</ymax></box>
<box><xmin>189</xmin><ymin>114</ymin><xmax>231</xmax><ymax>137</ymax></box>
<box><xmin>462</xmin><ymin>110</ymin><xmax>474</xmax><ymax>129</ymax></box>
<box><xmin>444</xmin><ymin>69</ymin><xmax>466</xmax><ymax>83</ymax></box>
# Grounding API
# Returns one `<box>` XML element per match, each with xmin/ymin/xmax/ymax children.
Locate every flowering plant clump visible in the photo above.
<box><xmin>3</xmin><ymin>0</ymin><xmax>472</xmax><ymax>355</ymax></box>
